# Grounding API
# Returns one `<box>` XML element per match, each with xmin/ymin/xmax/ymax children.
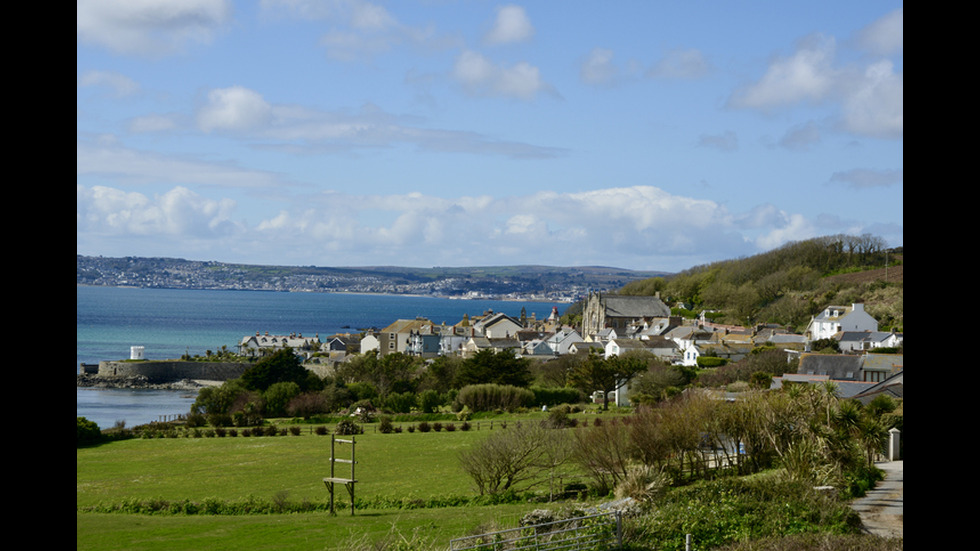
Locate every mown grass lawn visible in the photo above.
<box><xmin>77</xmin><ymin>424</ymin><xmax>531</xmax><ymax>506</ymax></box>
<box><xmin>76</xmin><ymin>503</ymin><xmax>542</xmax><ymax>551</ymax></box>
<box><xmin>77</xmin><ymin>420</ymin><xmax>582</xmax><ymax>550</ymax></box>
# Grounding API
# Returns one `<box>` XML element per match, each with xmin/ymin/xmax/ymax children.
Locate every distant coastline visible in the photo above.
<box><xmin>76</xmin><ymin>255</ymin><xmax>666</xmax><ymax>302</ymax></box>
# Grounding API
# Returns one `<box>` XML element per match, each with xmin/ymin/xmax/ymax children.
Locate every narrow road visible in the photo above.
<box><xmin>851</xmin><ymin>460</ymin><xmax>903</xmax><ymax>539</ymax></box>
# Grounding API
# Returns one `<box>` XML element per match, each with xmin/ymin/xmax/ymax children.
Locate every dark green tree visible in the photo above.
<box><xmin>569</xmin><ymin>351</ymin><xmax>647</xmax><ymax>410</ymax></box>
<box><xmin>263</xmin><ymin>381</ymin><xmax>301</xmax><ymax>417</ymax></box>
<box><xmin>456</xmin><ymin>348</ymin><xmax>533</xmax><ymax>388</ymax></box>
<box><xmin>240</xmin><ymin>348</ymin><xmax>309</xmax><ymax>392</ymax></box>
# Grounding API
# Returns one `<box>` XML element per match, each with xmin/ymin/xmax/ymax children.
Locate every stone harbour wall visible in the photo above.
<box><xmin>97</xmin><ymin>360</ymin><xmax>250</xmax><ymax>383</ymax></box>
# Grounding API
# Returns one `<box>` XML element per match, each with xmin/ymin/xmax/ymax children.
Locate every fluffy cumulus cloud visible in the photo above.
<box><xmin>484</xmin><ymin>5</ymin><xmax>534</xmax><ymax>45</ymax></box>
<box><xmin>197</xmin><ymin>86</ymin><xmax>274</xmax><ymax>133</ymax></box>
<box><xmin>78</xmin><ymin>181</ymin><xmax>894</xmax><ymax>270</ymax></box>
<box><xmin>580</xmin><ymin>48</ymin><xmax>619</xmax><ymax>85</ymax></box>
<box><xmin>77</xmin><ymin>185</ymin><xmax>240</xmax><ymax>238</ymax></box>
<box><xmin>858</xmin><ymin>8</ymin><xmax>903</xmax><ymax>56</ymax></box>
<box><xmin>729</xmin><ymin>11</ymin><xmax>903</xmax><ymax>139</ymax></box>
<box><xmin>76</xmin><ymin>0</ymin><xmax>232</xmax><ymax>56</ymax></box>
<box><xmin>453</xmin><ymin>50</ymin><xmax>555</xmax><ymax>100</ymax></box>
<box><xmin>839</xmin><ymin>60</ymin><xmax>903</xmax><ymax>139</ymax></box>
<box><xmin>730</xmin><ymin>34</ymin><xmax>838</xmax><ymax>109</ymax></box>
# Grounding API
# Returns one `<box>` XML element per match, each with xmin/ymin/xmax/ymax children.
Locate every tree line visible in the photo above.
<box><xmin>187</xmin><ymin>346</ymin><xmax>684</xmax><ymax>427</ymax></box>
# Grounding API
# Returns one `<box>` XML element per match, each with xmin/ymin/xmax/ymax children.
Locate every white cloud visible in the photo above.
<box><xmin>77</xmin><ymin>185</ymin><xmax>240</xmax><ymax>238</ymax></box>
<box><xmin>197</xmin><ymin>86</ymin><xmax>274</xmax><ymax>133</ymax></box>
<box><xmin>840</xmin><ymin>60</ymin><xmax>903</xmax><ymax>139</ymax></box>
<box><xmin>78</xmin><ymin>70</ymin><xmax>140</xmax><ymax>97</ymax></box>
<box><xmin>858</xmin><ymin>8</ymin><xmax>903</xmax><ymax>56</ymax></box>
<box><xmin>484</xmin><ymin>5</ymin><xmax>534</xmax><ymax>45</ymax></box>
<box><xmin>76</xmin><ymin>141</ymin><xmax>284</xmax><ymax>190</ymax></box>
<box><xmin>192</xmin><ymin>89</ymin><xmax>564</xmax><ymax>157</ymax></box>
<box><xmin>647</xmin><ymin>48</ymin><xmax>710</xmax><ymax>79</ymax></box>
<box><xmin>453</xmin><ymin>50</ymin><xmax>555</xmax><ymax>100</ymax></box>
<box><xmin>262</xmin><ymin>0</ymin><xmax>452</xmax><ymax>61</ymax></box>
<box><xmin>830</xmin><ymin>168</ymin><xmax>903</xmax><ymax>189</ymax></box>
<box><xmin>753</xmin><ymin>213</ymin><xmax>816</xmax><ymax>251</ymax></box>
<box><xmin>76</xmin><ymin>0</ymin><xmax>232</xmax><ymax>56</ymax></box>
<box><xmin>580</xmin><ymin>48</ymin><xmax>619</xmax><ymax>85</ymax></box>
<box><xmin>730</xmin><ymin>34</ymin><xmax>837</xmax><ymax>109</ymax></box>
<box><xmin>730</xmin><ymin>28</ymin><xmax>903</xmax><ymax>139</ymax></box>
<box><xmin>78</xmin><ymin>182</ymin><xmax>897</xmax><ymax>270</ymax></box>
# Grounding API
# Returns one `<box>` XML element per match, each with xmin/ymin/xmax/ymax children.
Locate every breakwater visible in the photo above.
<box><xmin>90</xmin><ymin>360</ymin><xmax>250</xmax><ymax>384</ymax></box>
<box><xmin>77</xmin><ymin>359</ymin><xmax>335</xmax><ymax>389</ymax></box>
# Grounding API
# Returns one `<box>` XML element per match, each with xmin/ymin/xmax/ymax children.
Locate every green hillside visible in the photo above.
<box><xmin>618</xmin><ymin>235</ymin><xmax>903</xmax><ymax>332</ymax></box>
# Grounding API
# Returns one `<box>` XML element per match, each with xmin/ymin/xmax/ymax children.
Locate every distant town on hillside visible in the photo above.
<box><xmin>76</xmin><ymin>255</ymin><xmax>669</xmax><ymax>302</ymax></box>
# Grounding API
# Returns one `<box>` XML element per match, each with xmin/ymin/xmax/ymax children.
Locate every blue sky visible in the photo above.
<box><xmin>77</xmin><ymin>1</ymin><xmax>903</xmax><ymax>273</ymax></box>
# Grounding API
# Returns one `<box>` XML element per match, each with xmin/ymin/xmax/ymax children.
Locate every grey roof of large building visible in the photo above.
<box><xmin>600</xmin><ymin>295</ymin><xmax>671</xmax><ymax>318</ymax></box>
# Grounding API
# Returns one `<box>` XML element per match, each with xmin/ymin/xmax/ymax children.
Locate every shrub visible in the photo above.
<box><xmin>289</xmin><ymin>426</ymin><xmax>301</xmax><ymax>436</ymax></box>
<box><xmin>378</xmin><ymin>416</ymin><xmax>394</xmax><ymax>434</ymax></box>
<box><xmin>433</xmin><ymin>422</ymin><xmax>443</xmax><ymax>432</ymax></box>
<box><xmin>417</xmin><ymin>421</ymin><xmax>431</xmax><ymax>433</ymax></box>
<box><xmin>460</xmin><ymin>421</ymin><xmax>471</xmax><ymax>431</ymax></box>
<box><xmin>445</xmin><ymin>423</ymin><xmax>456</xmax><ymax>432</ymax></box>
<box><xmin>286</xmin><ymin>391</ymin><xmax>329</xmax><ymax>419</ymax></box>
<box><xmin>77</xmin><ymin>417</ymin><xmax>101</xmax><ymax>447</ymax></box>
<box><xmin>419</xmin><ymin>389</ymin><xmax>444</xmax><ymax>413</ymax></box>
<box><xmin>335</xmin><ymin>419</ymin><xmax>363</xmax><ymax>436</ymax></box>
<box><xmin>385</xmin><ymin>392</ymin><xmax>417</xmax><ymax>414</ymax></box>
<box><xmin>314</xmin><ymin>426</ymin><xmax>329</xmax><ymax>436</ymax></box>
<box><xmin>207</xmin><ymin>413</ymin><xmax>233</xmax><ymax>427</ymax></box>
<box><xmin>697</xmin><ymin>356</ymin><xmax>728</xmax><ymax>368</ymax></box>
<box><xmin>547</xmin><ymin>407</ymin><xmax>574</xmax><ymax>428</ymax></box>
<box><xmin>531</xmin><ymin>386</ymin><xmax>585</xmax><ymax>407</ymax></box>
<box><xmin>457</xmin><ymin>383</ymin><xmax>535</xmax><ymax>412</ymax></box>
<box><xmin>263</xmin><ymin>382</ymin><xmax>301</xmax><ymax>418</ymax></box>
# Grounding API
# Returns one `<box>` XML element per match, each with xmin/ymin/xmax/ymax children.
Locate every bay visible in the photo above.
<box><xmin>76</xmin><ymin>285</ymin><xmax>566</xmax><ymax>428</ymax></box>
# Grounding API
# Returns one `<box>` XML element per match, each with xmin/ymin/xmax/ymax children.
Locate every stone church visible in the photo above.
<box><xmin>581</xmin><ymin>291</ymin><xmax>671</xmax><ymax>340</ymax></box>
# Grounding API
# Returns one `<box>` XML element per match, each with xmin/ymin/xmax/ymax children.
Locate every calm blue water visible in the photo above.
<box><xmin>77</xmin><ymin>286</ymin><xmax>564</xmax><ymax>428</ymax></box>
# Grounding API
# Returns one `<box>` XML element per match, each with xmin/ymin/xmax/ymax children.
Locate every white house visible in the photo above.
<box><xmin>837</xmin><ymin>331</ymin><xmax>904</xmax><ymax>353</ymax></box>
<box><xmin>547</xmin><ymin>328</ymin><xmax>584</xmax><ymax>355</ymax></box>
<box><xmin>474</xmin><ymin>312</ymin><xmax>524</xmax><ymax>339</ymax></box>
<box><xmin>805</xmin><ymin>303</ymin><xmax>878</xmax><ymax>341</ymax></box>
<box><xmin>360</xmin><ymin>333</ymin><xmax>380</xmax><ymax>355</ymax></box>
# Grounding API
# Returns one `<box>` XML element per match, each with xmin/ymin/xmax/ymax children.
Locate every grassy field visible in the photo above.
<box><xmin>77</xmin><ymin>417</ymin><xmax>593</xmax><ymax>550</ymax></box>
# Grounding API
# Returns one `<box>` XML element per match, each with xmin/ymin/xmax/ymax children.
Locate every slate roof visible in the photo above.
<box><xmin>798</xmin><ymin>354</ymin><xmax>864</xmax><ymax>380</ymax></box>
<box><xmin>850</xmin><ymin>372</ymin><xmax>904</xmax><ymax>404</ymax></box>
<box><xmin>600</xmin><ymin>295</ymin><xmax>671</xmax><ymax>318</ymax></box>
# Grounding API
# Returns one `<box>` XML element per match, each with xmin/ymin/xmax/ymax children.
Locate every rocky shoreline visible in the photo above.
<box><xmin>76</xmin><ymin>374</ymin><xmax>217</xmax><ymax>390</ymax></box>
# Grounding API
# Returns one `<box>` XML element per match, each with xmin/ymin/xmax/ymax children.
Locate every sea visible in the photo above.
<box><xmin>77</xmin><ymin>285</ymin><xmax>566</xmax><ymax>429</ymax></box>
